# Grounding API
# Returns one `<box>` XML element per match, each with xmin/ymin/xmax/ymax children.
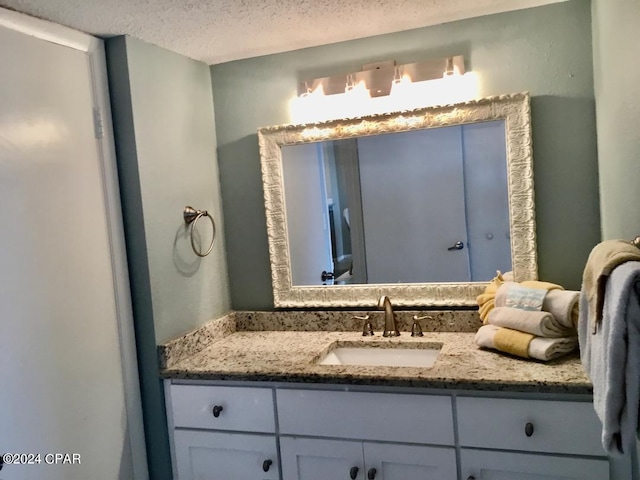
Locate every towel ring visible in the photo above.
<box><xmin>183</xmin><ymin>206</ymin><xmax>216</xmax><ymax>257</ymax></box>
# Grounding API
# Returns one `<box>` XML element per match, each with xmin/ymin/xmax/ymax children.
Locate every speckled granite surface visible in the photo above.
<box><xmin>159</xmin><ymin>311</ymin><xmax>591</xmax><ymax>394</ymax></box>
<box><xmin>158</xmin><ymin>313</ymin><xmax>235</xmax><ymax>369</ymax></box>
<box><xmin>235</xmin><ymin>310</ymin><xmax>480</xmax><ymax>332</ymax></box>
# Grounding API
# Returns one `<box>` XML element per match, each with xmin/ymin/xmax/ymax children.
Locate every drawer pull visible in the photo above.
<box><xmin>525</xmin><ymin>422</ymin><xmax>534</xmax><ymax>437</ymax></box>
<box><xmin>467</xmin><ymin>477</ymin><xmax>475</xmax><ymax>480</ymax></box>
<box><xmin>262</xmin><ymin>459</ymin><xmax>273</xmax><ymax>472</ymax></box>
<box><xmin>367</xmin><ymin>467</ymin><xmax>377</xmax><ymax>479</ymax></box>
<box><xmin>350</xmin><ymin>466</ymin><xmax>359</xmax><ymax>479</ymax></box>
<box><xmin>212</xmin><ymin>405</ymin><xmax>224</xmax><ymax>418</ymax></box>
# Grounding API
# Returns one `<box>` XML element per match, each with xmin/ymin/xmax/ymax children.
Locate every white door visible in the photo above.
<box><xmin>357</xmin><ymin>127</ymin><xmax>471</xmax><ymax>283</ymax></box>
<box><xmin>281</xmin><ymin>143</ymin><xmax>334</xmax><ymax>285</ymax></box>
<box><xmin>0</xmin><ymin>11</ymin><xmax>145</xmax><ymax>480</ymax></box>
<box><xmin>280</xmin><ymin>437</ymin><xmax>364</xmax><ymax>480</ymax></box>
<box><xmin>363</xmin><ymin>442</ymin><xmax>457</xmax><ymax>480</ymax></box>
<box><xmin>461</xmin><ymin>121</ymin><xmax>511</xmax><ymax>281</ymax></box>
<box><xmin>460</xmin><ymin>449</ymin><xmax>610</xmax><ymax>480</ymax></box>
<box><xmin>174</xmin><ymin>431</ymin><xmax>279</xmax><ymax>480</ymax></box>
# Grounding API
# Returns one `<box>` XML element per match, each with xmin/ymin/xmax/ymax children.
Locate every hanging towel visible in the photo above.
<box><xmin>487</xmin><ymin>306</ymin><xmax>574</xmax><ymax>338</ymax></box>
<box><xmin>581</xmin><ymin>240</ymin><xmax>640</xmax><ymax>333</ymax></box>
<box><xmin>578</xmin><ymin>261</ymin><xmax>640</xmax><ymax>456</ymax></box>
<box><xmin>475</xmin><ymin>324</ymin><xmax>577</xmax><ymax>361</ymax></box>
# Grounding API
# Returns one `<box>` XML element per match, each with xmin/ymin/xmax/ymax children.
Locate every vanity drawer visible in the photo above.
<box><xmin>276</xmin><ymin>389</ymin><xmax>454</xmax><ymax>445</ymax></box>
<box><xmin>170</xmin><ymin>385</ymin><xmax>275</xmax><ymax>433</ymax></box>
<box><xmin>456</xmin><ymin>397</ymin><xmax>605</xmax><ymax>456</ymax></box>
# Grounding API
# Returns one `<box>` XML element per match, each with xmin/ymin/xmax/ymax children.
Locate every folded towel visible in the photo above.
<box><xmin>578</xmin><ymin>261</ymin><xmax>640</xmax><ymax>455</ymax></box>
<box><xmin>504</xmin><ymin>284</ymin><xmax>547</xmax><ymax>311</ymax></box>
<box><xmin>476</xmin><ymin>272</ymin><xmax>506</xmax><ymax>322</ymax></box>
<box><xmin>475</xmin><ymin>325</ymin><xmax>577</xmax><ymax>361</ymax></box>
<box><xmin>476</xmin><ymin>324</ymin><xmax>534</xmax><ymax>358</ymax></box>
<box><xmin>495</xmin><ymin>282</ymin><xmax>578</xmax><ymax>329</ymax></box>
<box><xmin>542</xmin><ymin>290</ymin><xmax>580</xmax><ymax>329</ymax></box>
<box><xmin>528</xmin><ymin>335</ymin><xmax>578</xmax><ymax>361</ymax></box>
<box><xmin>487</xmin><ymin>307</ymin><xmax>574</xmax><ymax>338</ymax></box>
<box><xmin>477</xmin><ymin>274</ymin><xmax>563</xmax><ymax>323</ymax></box>
<box><xmin>582</xmin><ymin>240</ymin><xmax>640</xmax><ymax>333</ymax></box>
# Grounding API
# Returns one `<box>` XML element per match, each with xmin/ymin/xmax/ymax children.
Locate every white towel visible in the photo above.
<box><xmin>496</xmin><ymin>282</ymin><xmax>579</xmax><ymax>329</ymax></box>
<box><xmin>487</xmin><ymin>306</ymin><xmax>573</xmax><ymax>338</ymax></box>
<box><xmin>578</xmin><ymin>261</ymin><xmax>640</xmax><ymax>456</ymax></box>
<box><xmin>528</xmin><ymin>336</ymin><xmax>578</xmax><ymax>361</ymax></box>
<box><xmin>476</xmin><ymin>324</ymin><xmax>577</xmax><ymax>361</ymax></box>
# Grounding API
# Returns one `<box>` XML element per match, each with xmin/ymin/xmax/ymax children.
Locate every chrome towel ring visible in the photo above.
<box><xmin>183</xmin><ymin>206</ymin><xmax>216</xmax><ymax>257</ymax></box>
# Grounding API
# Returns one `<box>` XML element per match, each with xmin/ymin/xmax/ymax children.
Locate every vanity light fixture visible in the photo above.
<box><xmin>298</xmin><ymin>55</ymin><xmax>465</xmax><ymax>98</ymax></box>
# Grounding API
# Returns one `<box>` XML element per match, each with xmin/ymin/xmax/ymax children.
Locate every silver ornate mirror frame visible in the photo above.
<box><xmin>258</xmin><ymin>92</ymin><xmax>537</xmax><ymax>308</ymax></box>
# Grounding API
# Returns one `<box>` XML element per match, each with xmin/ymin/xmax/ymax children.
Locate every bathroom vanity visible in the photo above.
<box><xmin>160</xmin><ymin>312</ymin><xmax>635</xmax><ymax>480</ymax></box>
<box><xmin>159</xmin><ymin>93</ymin><xmax>633</xmax><ymax>479</ymax></box>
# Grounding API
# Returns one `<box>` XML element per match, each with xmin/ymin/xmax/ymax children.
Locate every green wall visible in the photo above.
<box><xmin>591</xmin><ymin>0</ymin><xmax>640</xmax><ymax>240</ymax></box>
<box><xmin>211</xmin><ymin>0</ymin><xmax>599</xmax><ymax>310</ymax></box>
<box><xmin>106</xmin><ymin>36</ymin><xmax>231</xmax><ymax>479</ymax></box>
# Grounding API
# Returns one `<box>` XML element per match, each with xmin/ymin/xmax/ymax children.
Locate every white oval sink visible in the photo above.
<box><xmin>318</xmin><ymin>343</ymin><xmax>441</xmax><ymax>368</ymax></box>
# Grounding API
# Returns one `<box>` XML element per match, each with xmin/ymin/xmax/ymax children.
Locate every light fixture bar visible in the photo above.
<box><xmin>298</xmin><ymin>55</ymin><xmax>465</xmax><ymax>98</ymax></box>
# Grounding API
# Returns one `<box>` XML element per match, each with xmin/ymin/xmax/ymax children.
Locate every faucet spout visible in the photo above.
<box><xmin>378</xmin><ymin>295</ymin><xmax>400</xmax><ymax>337</ymax></box>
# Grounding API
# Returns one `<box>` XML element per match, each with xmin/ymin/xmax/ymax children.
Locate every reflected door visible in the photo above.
<box><xmin>357</xmin><ymin>127</ymin><xmax>471</xmax><ymax>283</ymax></box>
<box><xmin>281</xmin><ymin>143</ymin><xmax>334</xmax><ymax>285</ymax></box>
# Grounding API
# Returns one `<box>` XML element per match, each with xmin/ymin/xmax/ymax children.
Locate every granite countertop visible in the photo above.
<box><xmin>159</xmin><ymin>311</ymin><xmax>592</xmax><ymax>394</ymax></box>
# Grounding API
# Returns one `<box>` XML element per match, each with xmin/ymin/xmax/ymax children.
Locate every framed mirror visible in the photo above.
<box><xmin>258</xmin><ymin>92</ymin><xmax>536</xmax><ymax>308</ymax></box>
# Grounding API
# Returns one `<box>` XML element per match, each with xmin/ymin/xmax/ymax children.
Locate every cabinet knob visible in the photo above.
<box><xmin>262</xmin><ymin>459</ymin><xmax>273</xmax><ymax>472</ymax></box>
<box><xmin>525</xmin><ymin>422</ymin><xmax>534</xmax><ymax>437</ymax></box>
<box><xmin>212</xmin><ymin>405</ymin><xmax>224</xmax><ymax>418</ymax></box>
<box><xmin>367</xmin><ymin>467</ymin><xmax>377</xmax><ymax>479</ymax></box>
<box><xmin>350</xmin><ymin>466</ymin><xmax>359</xmax><ymax>479</ymax></box>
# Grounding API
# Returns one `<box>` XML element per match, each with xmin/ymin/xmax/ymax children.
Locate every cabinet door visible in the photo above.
<box><xmin>363</xmin><ymin>442</ymin><xmax>457</xmax><ymax>480</ymax></box>
<box><xmin>174</xmin><ymin>430</ymin><xmax>278</xmax><ymax>480</ymax></box>
<box><xmin>460</xmin><ymin>449</ymin><xmax>610</xmax><ymax>480</ymax></box>
<box><xmin>280</xmin><ymin>437</ymin><xmax>364</xmax><ymax>480</ymax></box>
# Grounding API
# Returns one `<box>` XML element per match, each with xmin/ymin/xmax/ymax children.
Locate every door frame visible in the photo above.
<box><xmin>0</xmin><ymin>8</ymin><xmax>148</xmax><ymax>479</ymax></box>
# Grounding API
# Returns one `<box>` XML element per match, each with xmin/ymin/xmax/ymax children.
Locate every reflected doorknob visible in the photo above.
<box><xmin>447</xmin><ymin>241</ymin><xmax>464</xmax><ymax>251</ymax></box>
<box><xmin>321</xmin><ymin>271</ymin><xmax>334</xmax><ymax>281</ymax></box>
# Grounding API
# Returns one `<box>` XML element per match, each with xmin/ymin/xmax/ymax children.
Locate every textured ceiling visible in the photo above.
<box><xmin>0</xmin><ymin>0</ymin><xmax>566</xmax><ymax>65</ymax></box>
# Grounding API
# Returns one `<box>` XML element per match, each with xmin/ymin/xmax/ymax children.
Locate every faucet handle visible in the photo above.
<box><xmin>412</xmin><ymin>315</ymin><xmax>433</xmax><ymax>337</ymax></box>
<box><xmin>354</xmin><ymin>315</ymin><xmax>374</xmax><ymax>336</ymax></box>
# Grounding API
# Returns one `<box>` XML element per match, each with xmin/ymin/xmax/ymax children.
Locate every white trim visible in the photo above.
<box><xmin>164</xmin><ymin>380</ymin><xmax>179</xmax><ymax>480</ymax></box>
<box><xmin>0</xmin><ymin>6</ymin><xmax>149</xmax><ymax>479</ymax></box>
<box><xmin>88</xmin><ymin>38</ymin><xmax>150</xmax><ymax>480</ymax></box>
<box><xmin>0</xmin><ymin>6</ymin><xmax>92</xmax><ymax>52</ymax></box>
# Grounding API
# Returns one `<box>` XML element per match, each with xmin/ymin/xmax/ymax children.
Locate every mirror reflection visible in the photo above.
<box><xmin>259</xmin><ymin>93</ymin><xmax>535</xmax><ymax>308</ymax></box>
<box><xmin>282</xmin><ymin>120</ymin><xmax>511</xmax><ymax>286</ymax></box>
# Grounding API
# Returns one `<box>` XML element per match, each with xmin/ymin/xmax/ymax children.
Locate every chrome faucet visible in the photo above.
<box><xmin>378</xmin><ymin>295</ymin><xmax>400</xmax><ymax>337</ymax></box>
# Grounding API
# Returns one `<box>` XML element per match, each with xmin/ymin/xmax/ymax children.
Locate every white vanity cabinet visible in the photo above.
<box><xmin>456</xmin><ymin>396</ymin><xmax>612</xmax><ymax>480</ymax></box>
<box><xmin>165</xmin><ymin>382</ymin><xmax>632</xmax><ymax>480</ymax></box>
<box><xmin>276</xmin><ymin>389</ymin><xmax>457</xmax><ymax>480</ymax></box>
<box><xmin>173</xmin><ymin>431</ymin><xmax>279</xmax><ymax>480</ymax></box>
<box><xmin>167</xmin><ymin>385</ymin><xmax>279</xmax><ymax>480</ymax></box>
<box><xmin>280</xmin><ymin>437</ymin><xmax>457</xmax><ymax>480</ymax></box>
<box><xmin>459</xmin><ymin>449</ymin><xmax>609</xmax><ymax>480</ymax></box>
